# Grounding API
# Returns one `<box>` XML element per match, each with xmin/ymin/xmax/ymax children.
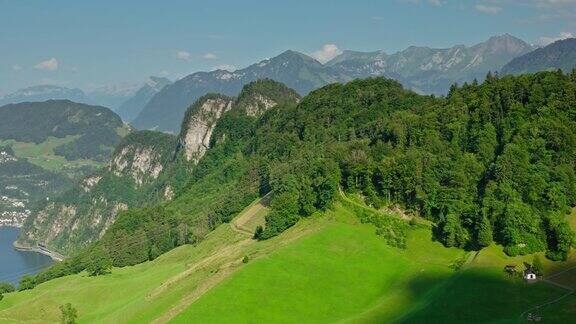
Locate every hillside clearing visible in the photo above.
<box><xmin>0</xmin><ymin>136</ymin><xmax>103</xmax><ymax>176</ymax></box>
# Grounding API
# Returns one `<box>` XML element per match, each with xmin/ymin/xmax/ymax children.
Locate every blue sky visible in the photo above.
<box><xmin>1</xmin><ymin>0</ymin><xmax>575</xmax><ymax>95</ymax></box>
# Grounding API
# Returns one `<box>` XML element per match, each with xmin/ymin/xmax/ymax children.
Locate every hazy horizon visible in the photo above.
<box><xmin>1</xmin><ymin>0</ymin><xmax>575</xmax><ymax>95</ymax></box>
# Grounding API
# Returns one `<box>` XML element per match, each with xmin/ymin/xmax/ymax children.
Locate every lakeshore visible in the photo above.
<box><xmin>12</xmin><ymin>240</ymin><xmax>65</xmax><ymax>262</ymax></box>
<box><xmin>0</xmin><ymin>227</ymin><xmax>53</xmax><ymax>285</ymax></box>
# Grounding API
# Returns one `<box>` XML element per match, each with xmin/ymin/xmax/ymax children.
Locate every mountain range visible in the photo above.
<box><xmin>2</xmin><ymin>34</ymin><xmax>561</xmax><ymax>136</ymax></box>
<box><xmin>0</xmin><ymin>77</ymin><xmax>171</xmax><ymax>118</ymax></box>
<box><xmin>0</xmin><ymin>85</ymin><xmax>91</xmax><ymax>107</ymax></box>
<box><xmin>501</xmin><ymin>38</ymin><xmax>576</xmax><ymax>75</ymax></box>
<box><xmin>132</xmin><ymin>34</ymin><xmax>534</xmax><ymax>133</ymax></box>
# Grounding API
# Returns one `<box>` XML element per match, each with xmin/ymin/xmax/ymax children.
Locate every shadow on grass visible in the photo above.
<box><xmin>380</xmin><ymin>268</ymin><xmax>575</xmax><ymax>323</ymax></box>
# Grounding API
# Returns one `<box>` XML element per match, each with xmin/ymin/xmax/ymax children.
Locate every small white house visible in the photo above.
<box><xmin>524</xmin><ymin>269</ymin><xmax>537</xmax><ymax>281</ymax></box>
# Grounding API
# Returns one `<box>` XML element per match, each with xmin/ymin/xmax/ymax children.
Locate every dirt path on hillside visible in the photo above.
<box><xmin>231</xmin><ymin>192</ymin><xmax>272</xmax><ymax>236</ymax></box>
<box><xmin>146</xmin><ymin>237</ymin><xmax>253</xmax><ymax>301</ymax></box>
<box><xmin>151</xmin><ymin>194</ymin><xmax>324</xmax><ymax>324</ymax></box>
<box><xmin>149</xmin><ymin>195</ymin><xmax>270</xmax><ymax>323</ymax></box>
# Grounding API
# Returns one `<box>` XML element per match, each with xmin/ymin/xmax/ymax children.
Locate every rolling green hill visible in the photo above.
<box><xmin>0</xmin><ymin>196</ymin><xmax>573</xmax><ymax>322</ymax></box>
<box><xmin>0</xmin><ymin>100</ymin><xmax>130</xmax><ymax>164</ymax></box>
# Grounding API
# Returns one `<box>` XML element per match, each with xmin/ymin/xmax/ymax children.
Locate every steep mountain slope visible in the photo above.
<box><xmin>0</xmin><ymin>85</ymin><xmax>91</xmax><ymax>106</ymax></box>
<box><xmin>115</xmin><ymin>77</ymin><xmax>171</xmax><ymax>122</ymax></box>
<box><xmin>0</xmin><ymin>100</ymin><xmax>130</xmax><ymax>162</ymax></box>
<box><xmin>327</xmin><ymin>34</ymin><xmax>533</xmax><ymax>94</ymax></box>
<box><xmin>501</xmin><ymin>38</ymin><xmax>576</xmax><ymax>75</ymax></box>
<box><xmin>17</xmin><ymin>80</ymin><xmax>300</xmax><ymax>255</ymax></box>
<box><xmin>132</xmin><ymin>51</ymin><xmax>347</xmax><ymax>132</ymax></box>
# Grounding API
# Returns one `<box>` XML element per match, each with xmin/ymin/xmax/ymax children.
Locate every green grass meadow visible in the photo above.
<box><xmin>0</xmin><ymin>202</ymin><xmax>574</xmax><ymax>323</ymax></box>
<box><xmin>0</xmin><ymin>136</ymin><xmax>103</xmax><ymax>175</ymax></box>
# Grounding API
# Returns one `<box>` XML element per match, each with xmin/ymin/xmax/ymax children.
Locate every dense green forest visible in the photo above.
<box><xmin>20</xmin><ymin>73</ymin><xmax>576</xmax><ymax>290</ymax></box>
<box><xmin>251</xmin><ymin>72</ymin><xmax>575</xmax><ymax>260</ymax></box>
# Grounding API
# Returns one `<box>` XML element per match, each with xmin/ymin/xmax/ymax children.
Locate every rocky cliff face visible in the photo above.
<box><xmin>180</xmin><ymin>96</ymin><xmax>233</xmax><ymax>163</ymax></box>
<box><xmin>17</xmin><ymin>131</ymin><xmax>178</xmax><ymax>254</ymax></box>
<box><xmin>110</xmin><ymin>145</ymin><xmax>164</xmax><ymax>186</ymax></box>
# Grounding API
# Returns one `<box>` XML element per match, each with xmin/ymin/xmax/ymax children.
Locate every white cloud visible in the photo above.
<box><xmin>158</xmin><ymin>70</ymin><xmax>170</xmax><ymax>77</ymax></box>
<box><xmin>203</xmin><ymin>53</ymin><xmax>218</xmax><ymax>60</ymax></box>
<box><xmin>12</xmin><ymin>64</ymin><xmax>22</xmax><ymax>71</ymax></box>
<box><xmin>213</xmin><ymin>64</ymin><xmax>237</xmax><ymax>72</ymax></box>
<box><xmin>537</xmin><ymin>31</ymin><xmax>575</xmax><ymax>45</ymax></box>
<box><xmin>310</xmin><ymin>44</ymin><xmax>343</xmax><ymax>64</ymax></box>
<box><xmin>176</xmin><ymin>50</ymin><xmax>191</xmax><ymax>61</ymax></box>
<box><xmin>399</xmin><ymin>0</ymin><xmax>443</xmax><ymax>5</ymax></box>
<box><xmin>34</xmin><ymin>58</ymin><xmax>58</xmax><ymax>71</ymax></box>
<box><xmin>532</xmin><ymin>0</ymin><xmax>576</xmax><ymax>8</ymax></box>
<box><xmin>475</xmin><ymin>4</ymin><xmax>503</xmax><ymax>14</ymax></box>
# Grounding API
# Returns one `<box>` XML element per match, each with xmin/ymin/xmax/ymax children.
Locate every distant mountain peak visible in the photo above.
<box><xmin>476</xmin><ymin>34</ymin><xmax>533</xmax><ymax>55</ymax></box>
<box><xmin>146</xmin><ymin>76</ymin><xmax>171</xmax><ymax>91</ymax></box>
<box><xmin>275</xmin><ymin>50</ymin><xmax>321</xmax><ymax>65</ymax></box>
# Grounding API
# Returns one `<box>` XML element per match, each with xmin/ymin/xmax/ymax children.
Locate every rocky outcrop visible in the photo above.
<box><xmin>234</xmin><ymin>79</ymin><xmax>301</xmax><ymax>117</ymax></box>
<box><xmin>180</xmin><ymin>96</ymin><xmax>233</xmax><ymax>163</ymax></box>
<box><xmin>17</xmin><ymin>130</ymin><xmax>177</xmax><ymax>254</ymax></box>
<box><xmin>81</xmin><ymin>176</ymin><xmax>102</xmax><ymax>192</ymax></box>
<box><xmin>244</xmin><ymin>94</ymin><xmax>277</xmax><ymax>117</ymax></box>
<box><xmin>110</xmin><ymin>146</ymin><xmax>164</xmax><ymax>186</ymax></box>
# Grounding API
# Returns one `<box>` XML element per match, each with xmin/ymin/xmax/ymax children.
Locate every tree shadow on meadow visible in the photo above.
<box><xmin>385</xmin><ymin>268</ymin><xmax>575</xmax><ymax>324</ymax></box>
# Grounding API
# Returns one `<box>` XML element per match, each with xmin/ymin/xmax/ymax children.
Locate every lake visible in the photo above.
<box><xmin>0</xmin><ymin>227</ymin><xmax>53</xmax><ymax>286</ymax></box>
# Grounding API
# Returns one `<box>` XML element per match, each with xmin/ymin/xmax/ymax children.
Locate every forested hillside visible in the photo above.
<box><xmin>502</xmin><ymin>38</ymin><xmax>576</xmax><ymax>75</ymax></box>
<box><xmin>18</xmin><ymin>80</ymin><xmax>300</xmax><ymax>258</ymax></box>
<box><xmin>21</xmin><ymin>72</ymin><xmax>576</xmax><ymax>291</ymax></box>
<box><xmin>253</xmin><ymin>72</ymin><xmax>576</xmax><ymax>260</ymax></box>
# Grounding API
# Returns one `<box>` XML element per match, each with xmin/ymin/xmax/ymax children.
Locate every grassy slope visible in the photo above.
<box><xmin>173</xmin><ymin>206</ymin><xmax>464</xmax><ymax>323</ymax></box>
<box><xmin>0</xmin><ymin>202</ymin><xmax>573</xmax><ymax>323</ymax></box>
<box><xmin>0</xmin><ymin>136</ymin><xmax>103</xmax><ymax>174</ymax></box>
<box><xmin>175</xmin><ymin>206</ymin><xmax>575</xmax><ymax>323</ymax></box>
